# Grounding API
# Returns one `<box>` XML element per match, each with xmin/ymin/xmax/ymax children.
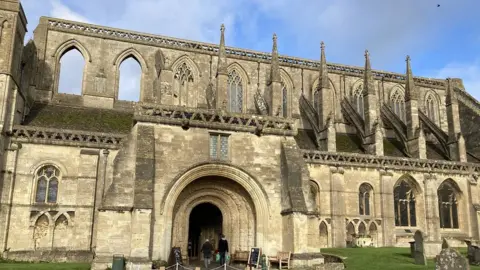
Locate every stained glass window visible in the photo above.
<box><xmin>438</xmin><ymin>181</ymin><xmax>459</xmax><ymax>229</ymax></box>
<box><xmin>210</xmin><ymin>133</ymin><xmax>229</xmax><ymax>160</ymax></box>
<box><xmin>394</xmin><ymin>180</ymin><xmax>416</xmax><ymax>227</ymax></box>
<box><xmin>359</xmin><ymin>183</ymin><xmax>373</xmax><ymax>215</ymax></box>
<box><xmin>228</xmin><ymin>70</ymin><xmax>243</xmax><ymax>113</ymax></box>
<box><xmin>35</xmin><ymin>177</ymin><xmax>47</xmax><ymax>203</ymax></box>
<box><xmin>35</xmin><ymin>166</ymin><xmax>60</xmax><ymax>204</ymax></box>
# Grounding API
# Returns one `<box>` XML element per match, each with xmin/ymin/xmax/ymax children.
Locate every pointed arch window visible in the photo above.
<box><xmin>390</xmin><ymin>89</ymin><xmax>406</xmax><ymax>122</ymax></box>
<box><xmin>351</xmin><ymin>84</ymin><xmax>365</xmax><ymax>119</ymax></box>
<box><xmin>174</xmin><ymin>62</ymin><xmax>194</xmax><ymax>106</ymax></box>
<box><xmin>438</xmin><ymin>181</ymin><xmax>459</xmax><ymax>229</ymax></box>
<box><xmin>228</xmin><ymin>70</ymin><xmax>243</xmax><ymax>113</ymax></box>
<box><xmin>425</xmin><ymin>93</ymin><xmax>438</xmax><ymax>125</ymax></box>
<box><xmin>282</xmin><ymin>81</ymin><xmax>288</xmax><ymax>117</ymax></box>
<box><xmin>359</xmin><ymin>183</ymin><xmax>373</xmax><ymax>215</ymax></box>
<box><xmin>57</xmin><ymin>48</ymin><xmax>85</xmax><ymax>95</ymax></box>
<box><xmin>118</xmin><ymin>56</ymin><xmax>142</xmax><ymax>102</ymax></box>
<box><xmin>309</xmin><ymin>180</ymin><xmax>320</xmax><ymax>212</ymax></box>
<box><xmin>35</xmin><ymin>165</ymin><xmax>60</xmax><ymax>204</ymax></box>
<box><xmin>394</xmin><ymin>180</ymin><xmax>416</xmax><ymax>227</ymax></box>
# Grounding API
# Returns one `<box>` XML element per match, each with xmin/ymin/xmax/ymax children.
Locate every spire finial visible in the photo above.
<box><xmin>220</xmin><ymin>24</ymin><xmax>225</xmax><ymax>33</ymax></box>
<box><xmin>217</xmin><ymin>23</ymin><xmax>227</xmax><ymax>74</ymax></box>
<box><xmin>270</xmin><ymin>33</ymin><xmax>280</xmax><ymax>83</ymax></box>
<box><xmin>321</xmin><ymin>41</ymin><xmax>325</xmax><ymax>51</ymax></box>
<box><xmin>273</xmin><ymin>33</ymin><xmax>277</xmax><ymax>42</ymax></box>
<box><xmin>365</xmin><ymin>49</ymin><xmax>370</xmax><ymax>58</ymax></box>
<box><xmin>405</xmin><ymin>54</ymin><xmax>417</xmax><ymax>101</ymax></box>
<box><xmin>406</xmin><ymin>55</ymin><xmax>411</xmax><ymax>62</ymax></box>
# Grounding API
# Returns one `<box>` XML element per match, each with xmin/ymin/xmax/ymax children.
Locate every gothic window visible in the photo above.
<box><xmin>310</xmin><ymin>180</ymin><xmax>320</xmax><ymax>211</ymax></box>
<box><xmin>58</xmin><ymin>48</ymin><xmax>85</xmax><ymax>95</ymax></box>
<box><xmin>228</xmin><ymin>70</ymin><xmax>243</xmax><ymax>113</ymax></box>
<box><xmin>174</xmin><ymin>62</ymin><xmax>194</xmax><ymax>106</ymax></box>
<box><xmin>35</xmin><ymin>165</ymin><xmax>60</xmax><ymax>204</ymax></box>
<box><xmin>425</xmin><ymin>93</ymin><xmax>438</xmax><ymax>124</ymax></box>
<box><xmin>438</xmin><ymin>181</ymin><xmax>459</xmax><ymax>229</ymax></box>
<box><xmin>209</xmin><ymin>133</ymin><xmax>229</xmax><ymax>160</ymax></box>
<box><xmin>394</xmin><ymin>180</ymin><xmax>416</xmax><ymax>227</ymax></box>
<box><xmin>390</xmin><ymin>89</ymin><xmax>406</xmax><ymax>122</ymax></box>
<box><xmin>118</xmin><ymin>56</ymin><xmax>142</xmax><ymax>102</ymax></box>
<box><xmin>282</xmin><ymin>81</ymin><xmax>288</xmax><ymax>117</ymax></box>
<box><xmin>351</xmin><ymin>84</ymin><xmax>365</xmax><ymax>119</ymax></box>
<box><xmin>359</xmin><ymin>183</ymin><xmax>373</xmax><ymax>215</ymax></box>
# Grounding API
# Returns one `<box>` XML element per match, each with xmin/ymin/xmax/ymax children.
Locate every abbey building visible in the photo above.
<box><xmin>0</xmin><ymin>0</ymin><xmax>479</xmax><ymax>269</ymax></box>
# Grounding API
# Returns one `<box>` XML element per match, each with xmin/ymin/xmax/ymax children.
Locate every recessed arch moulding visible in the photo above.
<box><xmin>155</xmin><ymin>163</ymin><xmax>271</xmax><ymax>261</ymax></box>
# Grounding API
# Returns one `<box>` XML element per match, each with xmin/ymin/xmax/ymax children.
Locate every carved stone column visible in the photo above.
<box><xmin>329</xmin><ymin>166</ymin><xmax>346</xmax><ymax>247</ymax></box>
<box><xmin>379</xmin><ymin>169</ymin><xmax>395</xmax><ymax>246</ymax></box>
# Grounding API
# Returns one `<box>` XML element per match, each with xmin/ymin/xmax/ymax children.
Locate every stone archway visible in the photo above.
<box><xmin>171</xmin><ymin>176</ymin><xmax>256</xmax><ymax>258</ymax></box>
<box><xmin>156</xmin><ymin>163</ymin><xmax>270</xmax><ymax>260</ymax></box>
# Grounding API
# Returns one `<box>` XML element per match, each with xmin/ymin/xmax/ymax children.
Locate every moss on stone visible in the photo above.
<box><xmin>383</xmin><ymin>138</ymin><xmax>407</xmax><ymax>157</ymax></box>
<box><xmin>23</xmin><ymin>103</ymin><xmax>133</xmax><ymax>134</ymax></box>
<box><xmin>336</xmin><ymin>133</ymin><xmax>364</xmax><ymax>154</ymax></box>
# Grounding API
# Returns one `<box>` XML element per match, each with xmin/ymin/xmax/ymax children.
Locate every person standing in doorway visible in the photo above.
<box><xmin>201</xmin><ymin>239</ymin><xmax>214</xmax><ymax>269</ymax></box>
<box><xmin>218</xmin><ymin>234</ymin><xmax>229</xmax><ymax>266</ymax></box>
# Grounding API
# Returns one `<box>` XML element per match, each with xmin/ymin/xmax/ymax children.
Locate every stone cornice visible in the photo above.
<box><xmin>135</xmin><ymin>103</ymin><xmax>296</xmax><ymax>136</ymax></box>
<box><xmin>9</xmin><ymin>125</ymin><xmax>125</xmax><ymax>149</ymax></box>
<box><xmin>303</xmin><ymin>150</ymin><xmax>480</xmax><ymax>175</ymax></box>
<box><xmin>45</xmin><ymin>17</ymin><xmax>446</xmax><ymax>89</ymax></box>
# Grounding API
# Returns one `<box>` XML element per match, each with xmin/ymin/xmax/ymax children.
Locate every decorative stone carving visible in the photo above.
<box><xmin>135</xmin><ymin>103</ymin><xmax>295</xmax><ymax>136</ymax></box>
<box><xmin>10</xmin><ymin>126</ymin><xmax>125</xmax><ymax>149</ymax></box>
<box><xmin>254</xmin><ymin>90</ymin><xmax>269</xmax><ymax>115</ymax></box>
<box><xmin>205</xmin><ymin>82</ymin><xmax>215</xmax><ymax>109</ymax></box>
<box><xmin>303</xmin><ymin>150</ymin><xmax>479</xmax><ymax>174</ymax></box>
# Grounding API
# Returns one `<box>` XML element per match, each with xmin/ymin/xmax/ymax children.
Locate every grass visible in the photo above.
<box><xmin>322</xmin><ymin>247</ymin><xmax>480</xmax><ymax>270</ymax></box>
<box><xmin>0</xmin><ymin>262</ymin><xmax>90</xmax><ymax>270</ymax></box>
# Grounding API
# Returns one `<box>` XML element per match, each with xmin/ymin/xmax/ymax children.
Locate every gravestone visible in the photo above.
<box><xmin>465</xmin><ymin>240</ymin><xmax>480</xmax><ymax>265</ymax></box>
<box><xmin>442</xmin><ymin>238</ymin><xmax>450</xmax><ymax>249</ymax></box>
<box><xmin>414</xmin><ymin>230</ymin><xmax>427</xmax><ymax>265</ymax></box>
<box><xmin>435</xmin><ymin>248</ymin><xmax>469</xmax><ymax>270</ymax></box>
<box><xmin>409</xmin><ymin>241</ymin><xmax>416</xmax><ymax>258</ymax></box>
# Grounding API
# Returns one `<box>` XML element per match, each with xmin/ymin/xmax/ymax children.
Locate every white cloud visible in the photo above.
<box><xmin>429</xmin><ymin>61</ymin><xmax>480</xmax><ymax>100</ymax></box>
<box><xmin>49</xmin><ymin>0</ymin><xmax>91</xmax><ymax>24</ymax></box>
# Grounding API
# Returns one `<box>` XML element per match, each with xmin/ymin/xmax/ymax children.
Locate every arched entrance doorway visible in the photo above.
<box><xmin>171</xmin><ymin>176</ymin><xmax>256</xmax><ymax>257</ymax></box>
<box><xmin>156</xmin><ymin>163</ymin><xmax>270</xmax><ymax>260</ymax></box>
<box><xmin>188</xmin><ymin>203</ymin><xmax>223</xmax><ymax>259</ymax></box>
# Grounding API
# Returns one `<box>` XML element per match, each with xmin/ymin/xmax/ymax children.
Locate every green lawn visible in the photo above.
<box><xmin>322</xmin><ymin>247</ymin><xmax>480</xmax><ymax>270</ymax></box>
<box><xmin>0</xmin><ymin>262</ymin><xmax>90</xmax><ymax>270</ymax></box>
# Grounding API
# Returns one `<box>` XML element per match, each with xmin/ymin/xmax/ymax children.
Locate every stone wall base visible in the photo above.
<box><xmin>91</xmin><ymin>255</ymin><xmax>152</xmax><ymax>270</ymax></box>
<box><xmin>424</xmin><ymin>241</ymin><xmax>442</xmax><ymax>258</ymax></box>
<box><xmin>3</xmin><ymin>250</ymin><xmax>93</xmax><ymax>263</ymax></box>
<box><xmin>291</xmin><ymin>253</ymin><xmax>325</xmax><ymax>267</ymax></box>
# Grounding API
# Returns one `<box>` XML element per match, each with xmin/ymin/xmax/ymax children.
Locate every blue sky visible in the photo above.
<box><xmin>20</xmin><ymin>0</ymin><xmax>480</xmax><ymax>100</ymax></box>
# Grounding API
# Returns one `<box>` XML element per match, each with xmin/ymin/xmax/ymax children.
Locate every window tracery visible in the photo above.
<box><xmin>228</xmin><ymin>70</ymin><xmax>243</xmax><ymax>113</ymax></box>
<box><xmin>358</xmin><ymin>183</ymin><xmax>373</xmax><ymax>215</ymax></box>
<box><xmin>425</xmin><ymin>92</ymin><xmax>439</xmax><ymax>124</ymax></box>
<box><xmin>35</xmin><ymin>165</ymin><xmax>60</xmax><ymax>204</ymax></box>
<box><xmin>394</xmin><ymin>180</ymin><xmax>416</xmax><ymax>227</ymax></box>
<box><xmin>438</xmin><ymin>181</ymin><xmax>459</xmax><ymax>229</ymax></box>
<box><xmin>390</xmin><ymin>89</ymin><xmax>405</xmax><ymax>122</ymax></box>
<box><xmin>351</xmin><ymin>84</ymin><xmax>365</xmax><ymax>119</ymax></box>
<box><xmin>174</xmin><ymin>62</ymin><xmax>194</xmax><ymax>106</ymax></box>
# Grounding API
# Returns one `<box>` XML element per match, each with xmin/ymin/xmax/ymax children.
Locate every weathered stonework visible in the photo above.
<box><xmin>0</xmin><ymin>1</ymin><xmax>479</xmax><ymax>269</ymax></box>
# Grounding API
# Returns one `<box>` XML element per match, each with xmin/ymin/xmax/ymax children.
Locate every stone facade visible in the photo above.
<box><xmin>0</xmin><ymin>1</ymin><xmax>480</xmax><ymax>269</ymax></box>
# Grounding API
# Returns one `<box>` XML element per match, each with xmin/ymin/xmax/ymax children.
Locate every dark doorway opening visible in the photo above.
<box><xmin>188</xmin><ymin>203</ymin><xmax>223</xmax><ymax>260</ymax></box>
